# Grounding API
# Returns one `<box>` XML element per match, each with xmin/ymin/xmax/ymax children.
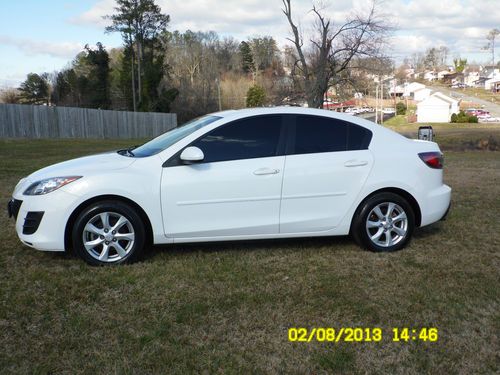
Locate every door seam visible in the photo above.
<box><xmin>278</xmin><ymin>155</ymin><xmax>287</xmax><ymax>233</ymax></box>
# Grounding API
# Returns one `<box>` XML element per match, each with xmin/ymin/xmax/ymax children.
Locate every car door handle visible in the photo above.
<box><xmin>344</xmin><ymin>160</ymin><xmax>368</xmax><ymax>167</ymax></box>
<box><xmin>253</xmin><ymin>168</ymin><xmax>280</xmax><ymax>175</ymax></box>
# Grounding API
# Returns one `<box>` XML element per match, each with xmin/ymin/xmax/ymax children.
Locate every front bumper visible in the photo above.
<box><xmin>7</xmin><ymin>198</ymin><xmax>22</xmax><ymax>219</ymax></box>
<box><xmin>8</xmin><ymin>189</ymin><xmax>80</xmax><ymax>252</ymax></box>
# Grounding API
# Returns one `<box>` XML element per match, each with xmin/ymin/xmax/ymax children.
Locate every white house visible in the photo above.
<box><xmin>464</xmin><ymin>71</ymin><xmax>480</xmax><ymax>87</ymax></box>
<box><xmin>417</xmin><ymin>92</ymin><xmax>459</xmax><ymax>123</ymax></box>
<box><xmin>485</xmin><ymin>69</ymin><xmax>500</xmax><ymax>90</ymax></box>
<box><xmin>403</xmin><ymin>82</ymin><xmax>426</xmax><ymax>98</ymax></box>
<box><xmin>389</xmin><ymin>84</ymin><xmax>405</xmax><ymax>97</ymax></box>
<box><xmin>413</xmin><ymin>87</ymin><xmax>432</xmax><ymax>102</ymax></box>
<box><xmin>486</xmin><ymin>78</ymin><xmax>500</xmax><ymax>92</ymax></box>
<box><xmin>424</xmin><ymin>71</ymin><xmax>437</xmax><ymax>81</ymax></box>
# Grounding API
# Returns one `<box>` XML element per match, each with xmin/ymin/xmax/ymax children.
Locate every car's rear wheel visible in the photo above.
<box><xmin>352</xmin><ymin>192</ymin><xmax>415</xmax><ymax>252</ymax></box>
<box><xmin>72</xmin><ymin>200</ymin><xmax>145</xmax><ymax>265</ymax></box>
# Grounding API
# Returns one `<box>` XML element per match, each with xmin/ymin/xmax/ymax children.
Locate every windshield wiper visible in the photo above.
<box><xmin>117</xmin><ymin>145</ymin><xmax>138</xmax><ymax>157</ymax></box>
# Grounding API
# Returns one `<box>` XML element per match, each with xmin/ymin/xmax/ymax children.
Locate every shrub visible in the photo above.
<box><xmin>451</xmin><ymin>110</ymin><xmax>477</xmax><ymax>123</ymax></box>
<box><xmin>396</xmin><ymin>102</ymin><xmax>406</xmax><ymax>115</ymax></box>
<box><xmin>246</xmin><ymin>85</ymin><xmax>266</xmax><ymax>107</ymax></box>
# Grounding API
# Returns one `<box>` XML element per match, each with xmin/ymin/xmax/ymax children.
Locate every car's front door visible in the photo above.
<box><xmin>161</xmin><ymin>115</ymin><xmax>285</xmax><ymax>239</ymax></box>
<box><xmin>279</xmin><ymin>115</ymin><xmax>374</xmax><ymax>233</ymax></box>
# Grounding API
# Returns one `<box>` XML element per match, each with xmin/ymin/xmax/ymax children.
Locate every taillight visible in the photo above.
<box><xmin>418</xmin><ymin>152</ymin><xmax>443</xmax><ymax>169</ymax></box>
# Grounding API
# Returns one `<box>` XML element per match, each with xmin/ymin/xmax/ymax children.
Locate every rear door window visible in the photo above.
<box><xmin>289</xmin><ymin>115</ymin><xmax>372</xmax><ymax>155</ymax></box>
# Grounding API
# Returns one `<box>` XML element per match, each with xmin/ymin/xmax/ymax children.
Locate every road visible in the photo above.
<box><xmin>441</xmin><ymin>88</ymin><xmax>500</xmax><ymax>118</ymax></box>
<box><xmin>358</xmin><ymin>112</ymin><xmax>395</xmax><ymax>123</ymax></box>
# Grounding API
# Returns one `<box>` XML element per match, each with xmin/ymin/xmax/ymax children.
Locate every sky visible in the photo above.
<box><xmin>0</xmin><ymin>0</ymin><xmax>499</xmax><ymax>87</ymax></box>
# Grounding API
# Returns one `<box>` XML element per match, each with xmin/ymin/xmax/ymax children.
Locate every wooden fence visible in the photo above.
<box><xmin>0</xmin><ymin>104</ymin><xmax>177</xmax><ymax>139</ymax></box>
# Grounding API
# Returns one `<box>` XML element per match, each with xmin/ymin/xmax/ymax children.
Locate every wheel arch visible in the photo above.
<box><xmin>64</xmin><ymin>194</ymin><xmax>154</xmax><ymax>251</ymax></box>
<box><xmin>351</xmin><ymin>187</ymin><xmax>422</xmax><ymax>229</ymax></box>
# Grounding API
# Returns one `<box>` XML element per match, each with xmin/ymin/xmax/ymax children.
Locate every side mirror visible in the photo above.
<box><xmin>180</xmin><ymin>146</ymin><xmax>204</xmax><ymax>163</ymax></box>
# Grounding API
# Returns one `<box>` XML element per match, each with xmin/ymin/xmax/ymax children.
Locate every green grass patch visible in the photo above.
<box><xmin>0</xmin><ymin>133</ymin><xmax>499</xmax><ymax>373</ymax></box>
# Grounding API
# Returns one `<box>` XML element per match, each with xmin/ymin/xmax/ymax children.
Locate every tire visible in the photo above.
<box><xmin>72</xmin><ymin>200</ymin><xmax>146</xmax><ymax>265</ymax></box>
<box><xmin>351</xmin><ymin>192</ymin><xmax>415</xmax><ymax>252</ymax></box>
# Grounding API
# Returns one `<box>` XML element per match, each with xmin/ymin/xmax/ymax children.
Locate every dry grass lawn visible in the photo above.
<box><xmin>0</xmin><ymin>128</ymin><xmax>499</xmax><ymax>374</ymax></box>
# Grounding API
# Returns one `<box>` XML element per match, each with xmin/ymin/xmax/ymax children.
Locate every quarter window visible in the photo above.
<box><xmin>348</xmin><ymin>123</ymin><xmax>372</xmax><ymax>150</ymax></box>
<box><xmin>191</xmin><ymin>115</ymin><xmax>282</xmax><ymax>163</ymax></box>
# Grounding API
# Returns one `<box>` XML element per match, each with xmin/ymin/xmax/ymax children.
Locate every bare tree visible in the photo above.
<box><xmin>282</xmin><ymin>0</ymin><xmax>391</xmax><ymax>108</ymax></box>
<box><xmin>0</xmin><ymin>88</ymin><xmax>21</xmax><ymax>104</ymax></box>
<box><xmin>484</xmin><ymin>28</ymin><xmax>500</xmax><ymax>66</ymax></box>
<box><xmin>439</xmin><ymin>45</ymin><xmax>450</xmax><ymax>67</ymax></box>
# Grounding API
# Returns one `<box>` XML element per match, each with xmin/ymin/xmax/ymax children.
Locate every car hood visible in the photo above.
<box><xmin>27</xmin><ymin>152</ymin><xmax>136</xmax><ymax>182</ymax></box>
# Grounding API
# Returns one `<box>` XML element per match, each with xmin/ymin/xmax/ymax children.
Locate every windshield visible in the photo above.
<box><xmin>130</xmin><ymin>115</ymin><xmax>222</xmax><ymax>157</ymax></box>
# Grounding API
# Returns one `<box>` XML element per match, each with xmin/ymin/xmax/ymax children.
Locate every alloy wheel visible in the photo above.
<box><xmin>82</xmin><ymin>211</ymin><xmax>135</xmax><ymax>263</ymax></box>
<box><xmin>365</xmin><ymin>202</ymin><xmax>408</xmax><ymax>248</ymax></box>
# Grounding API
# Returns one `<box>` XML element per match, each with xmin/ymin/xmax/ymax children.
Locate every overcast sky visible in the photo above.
<box><xmin>1</xmin><ymin>0</ymin><xmax>498</xmax><ymax>87</ymax></box>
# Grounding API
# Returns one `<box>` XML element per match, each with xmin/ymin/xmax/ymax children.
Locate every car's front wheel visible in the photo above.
<box><xmin>352</xmin><ymin>192</ymin><xmax>415</xmax><ymax>252</ymax></box>
<box><xmin>72</xmin><ymin>200</ymin><xmax>146</xmax><ymax>265</ymax></box>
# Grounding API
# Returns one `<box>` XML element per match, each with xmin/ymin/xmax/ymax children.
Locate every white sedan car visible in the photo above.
<box><xmin>8</xmin><ymin>107</ymin><xmax>451</xmax><ymax>265</ymax></box>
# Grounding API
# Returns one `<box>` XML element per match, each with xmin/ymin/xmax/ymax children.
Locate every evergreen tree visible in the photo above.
<box><xmin>239</xmin><ymin>41</ymin><xmax>254</xmax><ymax>73</ymax></box>
<box><xmin>84</xmin><ymin>43</ymin><xmax>111</xmax><ymax>109</ymax></box>
<box><xmin>19</xmin><ymin>73</ymin><xmax>50</xmax><ymax>105</ymax></box>
<box><xmin>106</xmin><ymin>0</ymin><xmax>171</xmax><ymax>111</ymax></box>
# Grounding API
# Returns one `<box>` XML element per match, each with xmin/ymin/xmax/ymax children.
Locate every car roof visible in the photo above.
<box><xmin>211</xmin><ymin>106</ymin><xmax>373</xmax><ymax>127</ymax></box>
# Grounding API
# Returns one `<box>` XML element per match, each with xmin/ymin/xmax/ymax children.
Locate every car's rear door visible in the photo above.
<box><xmin>161</xmin><ymin>114</ymin><xmax>286</xmax><ymax>239</ymax></box>
<box><xmin>279</xmin><ymin>115</ymin><xmax>374</xmax><ymax>233</ymax></box>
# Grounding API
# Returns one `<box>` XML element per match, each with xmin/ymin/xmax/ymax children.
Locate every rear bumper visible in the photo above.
<box><xmin>419</xmin><ymin>184</ymin><xmax>452</xmax><ymax>227</ymax></box>
<box><xmin>439</xmin><ymin>201</ymin><xmax>451</xmax><ymax>221</ymax></box>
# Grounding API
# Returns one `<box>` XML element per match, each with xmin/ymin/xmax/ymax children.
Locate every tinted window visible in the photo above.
<box><xmin>293</xmin><ymin>115</ymin><xmax>347</xmax><ymax>154</ymax></box>
<box><xmin>191</xmin><ymin>115</ymin><xmax>282</xmax><ymax>163</ymax></box>
<box><xmin>132</xmin><ymin>115</ymin><xmax>221</xmax><ymax>157</ymax></box>
<box><xmin>348</xmin><ymin>124</ymin><xmax>372</xmax><ymax>150</ymax></box>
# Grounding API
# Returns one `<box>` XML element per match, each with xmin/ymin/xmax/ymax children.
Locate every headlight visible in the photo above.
<box><xmin>23</xmin><ymin>176</ymin><xmax>82</xmax><ymax>195</ymax></box>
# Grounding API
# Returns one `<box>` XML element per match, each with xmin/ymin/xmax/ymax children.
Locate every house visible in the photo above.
<box><xmin>442</xmin><ymin>72</ymin><xmax>464</xmax><ymax>85</ymax></box>
<box><xmin>464</xmin><ymin>72</ymin><xmax>480</xmax><ymax>87</ymax></box>
<box><xmin>403</xmin><ymin>82</ymin><xmax>426</xmax><ymax>97</ymax></box>
<box><xmin>400</xmin><ymin>82</ymin><xmax>428</xmax><ymax>100</ymax></box>
<box><xmin>473</xmin><ymin>77</ymin><xmax>488</xmax><ymax>88</ymax></box>
<box><xmin>417</xmin><ymin>92</ymin><xmax>459</xmax><ymax>123</ymax></box>
<box><xmin>404</xmin><ymin>67</ymin><xmax>415</xmax><ymax>79</ymax></box>
<box><xmin>476</xmin><ymin>66</ymin><xmax>500</xmax><ymax>90</ymax></box>
<box><xmin>486</xmin><ymin>78</ymin><xmax>500</xmax><ymax>92</ymax></box>
<box><xmin>438</xmin><ymin>70</ymin><xmax>452</xmax><ymax>80</ymax></box>
<box><xmin>424</xmin><ymin>71</ymin><xmax>437</xmax><ymax>81</ymax></box>
<box><xmin>494</xmin><ymin>81</ymin><xmax>500</xmax><ymax>93</ymax></box>
<box><xmin>480</xmin><ymin>66</ymin><xmax>499</xmax><ymax>78</ymax></box>
<box><xmin>389</xmin><ymin>84</ymin><xmax>405</xmax><ymax>97</ymax></box>
<box><xmin>485</xmin><ymin>70</ymin><xmax>500</xmax><ymax>90</ymax></box>
<box><xmin>413</xmin><ymin>87</ymin><xmax>432</xmax><ymax>102</ymax></box>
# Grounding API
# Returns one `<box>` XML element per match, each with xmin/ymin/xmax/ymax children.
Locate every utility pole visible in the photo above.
<box><xmin>375</xmin><ymin>82</ymin><xmax>379</xmax><ymax>124</ymax></box>
<box><xmin>216</xmin><ymin>78</ymin><xmax>222</xmax><ymax>111</ymax></box>
<box><xmin>393</xmin><ymin>79</ymin><xmax>397</xmax><ymax>109</ymax></box>
<box><xmin>381</xmin><ymin>80</ymin><xmax>384</xmax><ymax>125</ymax></box>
